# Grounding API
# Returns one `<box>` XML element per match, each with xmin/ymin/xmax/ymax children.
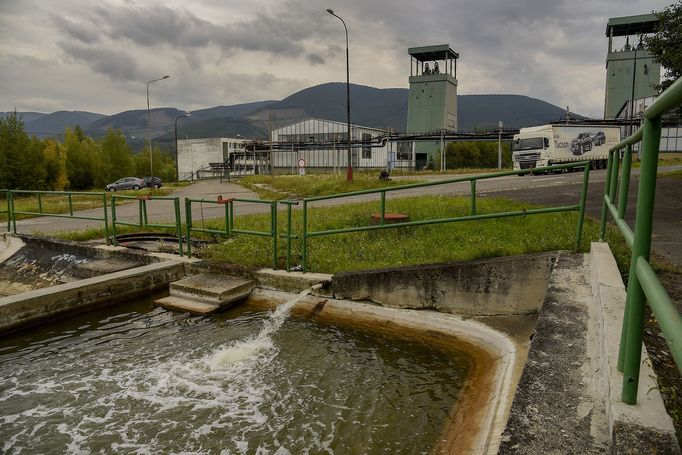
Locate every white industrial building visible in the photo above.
<box><xmin>271</xmin><ymin>118</ymin><xmax>412</xmax><ymax>172</ymax></box>
<box><xmin>176</xmin><ymin>137</ymin><xmax>259</xmax><ymax>180</ymax></box>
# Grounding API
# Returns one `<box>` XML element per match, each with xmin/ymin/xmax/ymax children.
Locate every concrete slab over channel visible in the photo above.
<box><xmin>498</xmin><ymin>247</ymin><xmax>680</xmax><ymax>454</ymax></box>
<box><xmin>155</xmin><ymin>273</ymin><xmax>255</xmax><ymax>315</ymax></box>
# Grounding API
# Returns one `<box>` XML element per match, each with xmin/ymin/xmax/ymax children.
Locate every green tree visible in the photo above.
<box><xmin>134</xmin><ymin>147</ymin><xmax>176</xmax><ymax>182</ymax></box>
<box><xmin>645</xmin><ymin>1</ymin><xmax>682</xmax><ymax>92</ymax></box>
<box><xmin>0</xmin><ymin>112</ymin><xmax>31</xmax><ymax>189</ymax></box>
<box><xmin>98</xmin><ymin>128</ymin><xmax>134</xmax><ymax>186</ymax></box>
<box><xmin>63</xmin><ymin>127</ymin><xmax>98</xmax><ymax>190</ymax></box>
<box><xmin>43</xmin><ymin>139</ymin><xmax>69</xmax><ymax>190</ymax></box>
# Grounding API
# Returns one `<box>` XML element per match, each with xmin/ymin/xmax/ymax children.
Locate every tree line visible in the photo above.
<box><xmin>0</xmin><ymin>112</ymin><xmax>175</xmax><ymax>191</ymax></box>
<box><xmin>434</xmin><ymin>141</ymin><xmax>512</xmax><ymax>170</ymax></box>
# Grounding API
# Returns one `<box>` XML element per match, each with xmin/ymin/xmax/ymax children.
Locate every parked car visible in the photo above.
<box><xmin>143</xmin><ymin>176</ymin><xmax>163</xmax><ymax>189</ymax></box>
<box><xmin>105</xmin><ymin>177</ymin><xmax>145</xmax><ymax>192</ymax></box>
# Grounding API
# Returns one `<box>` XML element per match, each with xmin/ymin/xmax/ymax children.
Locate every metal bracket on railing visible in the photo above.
<box><xmin>217</xmin><ymin>195</ymin><xmax>234</xmax><ymax>204</ymax></box>
<box><xmin>137</xmin><ymin>195</ymin><xmax>151</xmax><ymax>200</ymax></box>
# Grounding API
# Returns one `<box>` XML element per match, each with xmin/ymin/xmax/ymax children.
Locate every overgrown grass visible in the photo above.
<box><xmin>631</xmin><ymin>157</ymin><xmax>682</xmax><ymax>169</ymax></box>
<box><xmin>188</xmin><ymin>195</ymin><xmax>631</xmax><ymax>274</ymax></box>
<box><xmin>0</xmin><ymin>186</ymin><xmax>178</xmax><ymax>222</ymax></box>
<box><xmin>240</xmin><ymin>172</ymin><xmax>422</xmax><ymax>200</ymax></box>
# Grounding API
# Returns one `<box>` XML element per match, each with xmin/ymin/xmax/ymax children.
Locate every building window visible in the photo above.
<box><xmin>397</xmin><ymin>142</ymin><xmax>411</xmax><ymax>160</ymax></box>
<box><xmin>362</xmin><ymin>133</ymin><xmax>372</xmax><ymax>159</ymax></box>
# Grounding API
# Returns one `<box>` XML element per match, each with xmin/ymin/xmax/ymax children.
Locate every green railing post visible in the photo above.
<box><xmin>228</xmin><ymin>201</ymin><xmax>234</xmax><ymax>235</ymax></box>
<box><xmin>302</xmin><ymin>200</ymin><xmax>308</xmax><ymax>272</ymax></box>
<box><xmin>286</xmin><ymin>203</ymin><xmax>293</xmax><ymax>272</ymax></box>
<box><xmin>271</xmin><ymin>201</ymin><xmax>278</xmax><ymax>269</ymax></box>
<box><xmin>608</xmin><ymin>148</ymin><xmax>620</xmax><ymax>202</ymax></box>
<box><xmin>599</xmin><ymin>151</ymin><xmax>614</xmax><ymax>241</ymax></box>
<box><xmin>38</xmin><ymin>193</ymin><xmax>43</xmax><ymax>214</ymax></box>
<box><xmin>9</xmin><ymin>191</ymin><xmax>16</xmax><ymax>233</ymax></box>
<box><xmin>617</xmin><ymin>145</ymin><xmax>632</xmax><ymax>219</ymax></box>
<box><xmin>185</xmin><ymin>199</ymin><xmax>193</xmax><ymax>258</ymax></box>
<box><xmin>224</xmin><ymin>202</ymin><xmax>230</xmax><ymax>236</ymax></box>
<box><xmin>575</xmin><ymin>165</ymin><xmax>590</xmax><ymax>248</ymax></box>
<box><xmin>621</xmin><ymin>116</ymin><xmax>662</xmax><ymax>405</ymax></box>
<box><xmin>68</xmin><ymin>194</ymin><xmax>73</xmax><ymax>216</ymax></box>
<box><xmin>470</xmin><ymin>180</ymin><xmax>477</xmax><ymax>216</ymax></box>
<box><xmin>380</xmin><ymin>191</ymin><xmax>386</xmax><ymax>225</ymax></box>
<box><xmin>102</xmin><ymin>193</ymin><xmax>110</xmax><ymax>244</ymax></box>
<box><xmin>137</xmin><ymin>199</ymin><xmax>144</xmax><ymax>227</ymax></box>
<box><xmin>142</xmin><ymin>199</ymin><xmax>149</xmax><ymax>227</ymax></box>
<box><xmin>111</xmin><ymin>196</ymin><xmax>119</xmax><ymax>246</ymax></box>
<box><xmin>174</xmin><ymin>197</ymin><xmax>183</xmax><ymax>257</ymax></box>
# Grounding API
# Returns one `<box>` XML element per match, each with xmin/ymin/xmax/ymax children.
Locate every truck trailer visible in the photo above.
<box><xmin>512</xmin><ymin>124</ymin><xmax>621</xmax><ymax>173</ymax></box>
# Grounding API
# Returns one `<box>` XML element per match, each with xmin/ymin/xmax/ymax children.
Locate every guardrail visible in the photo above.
<box><xmin>111</xmin><ymin>195</ymin><xmax>183</xmax><ymax>256</ymax></box>
<box><xmin>8</xmin><ymin>190</ymin><xmax>109</xmax><ymax>239</ymax></box>
<box><xmin>296</xmin><ymin>161</ymin><xmax>591</xmax><ymax>272</ymax></box>
<box><xmin>0</xmin><ymin>189</ymin><xmax>9</xmax><ymax>232</ymax></box>
<box><xmin>185</xmin><ymin>196</ymin><xmax>278</xmax><ymax>268</ymax></box>
<box><xmin>599</xmin><ymin>77</ymin><xmax>682</xmax><ymax>405</ymax></box>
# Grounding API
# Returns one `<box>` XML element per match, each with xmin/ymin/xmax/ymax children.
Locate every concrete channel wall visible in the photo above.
<box><xmin>329</xmin><ymin>252</ymin><xmax>557</xmax><ymax>315</ymax></box>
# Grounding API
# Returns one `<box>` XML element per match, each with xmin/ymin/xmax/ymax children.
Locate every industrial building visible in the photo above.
<box><xmin>176</xmin><ymin>137</ymin><xmax>268</xmax><ymax>180</ymax></box>
<box><xmin>270</xmin><ymin>118</ymin><xmax>412</xmax><ymax>172</ymax></box>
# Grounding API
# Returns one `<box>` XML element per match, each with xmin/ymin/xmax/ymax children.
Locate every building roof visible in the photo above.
<box><xmin>408</xmin><ymin>44</ymin><xmax>459</xmax><ymax>61</ymax></box>
<box><xmin>274</xmin><ymin>117</ymin><xmax>389</xmax><ymax>134</ymax></box>
<box><xmin>606</xmin><ymin>14</ymin><xmax>659</xmax><ymax>36</ymax></box>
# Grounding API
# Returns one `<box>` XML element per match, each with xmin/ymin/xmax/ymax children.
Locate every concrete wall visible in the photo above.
<box><xmin>330</xmin><ymin>252</ymin><xmax>556</xmax><ymax>316</ymax></box>
<box><xmin>0</xmin><ymin>262</ymin><xmax>185</xmax><ymax>335</ymax></box>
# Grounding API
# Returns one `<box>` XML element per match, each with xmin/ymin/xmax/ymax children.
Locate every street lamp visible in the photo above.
<box><xmin>146</xmin><ymin>75</ymin><xmax>170</xmax><ymax>182</ymax></box>
<box><xmin>175</xmin><ymin>112</ymin><xmax>191</xmax><ymax>182</ymax></box>
<box><xmin>326</xmin><ymin>8</ymin><xmax>352</xmax><ymax>182</ymax></box>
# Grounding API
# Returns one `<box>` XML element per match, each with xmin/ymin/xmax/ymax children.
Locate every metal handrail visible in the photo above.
<box><xmin>0</xmin><ymin>189</ymin><xmax>9</xmax><ymax>232</ymax></box>
<box><xmin>8</xmin><ymin>190</ymin><xmax>109</xmax><ymax>240</ymax></box>
<box><xmin>297</xmin><ymin>161</ymin><xmax>591</xmax><ymax>272</ymax></box>
<box><xmin>599</xmin><ymin>76</ymin><xmax>682</xmax><ymax>404</ymax></box>
<box><xmin>111</xmin><ymin>194</ymin><xmax>183</xmax><ymax>256</ymax></box>
<box><xmin>185</xmin><ymin>196</ymin><xmax>278</xmax><ymax>268</ymax></box>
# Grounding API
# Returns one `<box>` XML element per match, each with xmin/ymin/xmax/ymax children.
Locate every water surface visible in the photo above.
<box><xmin>0</xmin><ymin>297</ymin><xmax>470</xmax><ymax>454</ymax></box>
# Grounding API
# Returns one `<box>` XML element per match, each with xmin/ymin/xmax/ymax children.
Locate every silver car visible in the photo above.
<box><xmin>105</xmin><ymin>177</ymin><xmax>145</xmax><ymax>192</ymax></box>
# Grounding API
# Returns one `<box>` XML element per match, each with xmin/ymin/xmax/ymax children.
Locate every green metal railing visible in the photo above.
<box><xmin>297</xmin><ymin>161</ymin><xmax>591</xmax><ymax>272</ymax></box>
<box><xmin>9</xmin><ymin>190</ymin><xmax>109</xmax><ymax>239</ymax></box>
<box><xmin>185</xmin><ymin>196</ymin><xmax>278</xmax><ymax>268</ymax></box>
<box><xmin>600</xmin><ymin>77</ymin><xmax>682</xmax><ymax>405</ymax></box>
<box><xmin>111</xmin><ymin>194</ymin><xmax>183</xmax><ymax>256</ymax></box>
<box><xmin>0</xmin><ymin>190</ymin><xmax>9</xmax><ymax>232</ymax></box>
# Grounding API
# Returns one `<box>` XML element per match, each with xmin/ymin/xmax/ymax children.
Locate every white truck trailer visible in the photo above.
<box><xmin>512</xmin><ymin>124</ymin><xmax>621</xmax><ymax>172</ymax></box>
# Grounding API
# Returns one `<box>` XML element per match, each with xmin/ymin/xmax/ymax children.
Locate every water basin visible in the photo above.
<box><xmin>0</xmin><ymin>295</ymin><xmax>473</xmax><ymax>454</ymax></box>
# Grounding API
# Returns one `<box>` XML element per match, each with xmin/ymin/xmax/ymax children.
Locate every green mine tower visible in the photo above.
<box><xmin>407</xmin><ymin>44</ymin><xmax>459</xmax><ymax>167</ymax></box>
<box><xmin>604</xmin><ymin>14</ymin><xmax>660</xmax><ymax>119</ymax></box>
<box><xmin>407</xmin><ymin>44</ymin><xmax>459</xmax><ymax>133</ymax></box>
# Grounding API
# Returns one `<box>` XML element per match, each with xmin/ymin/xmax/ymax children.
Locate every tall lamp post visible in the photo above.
<box><xmin>175</xmin><ymin>112</ymin><xmax>191</xmax><ymax>182</ymax></box>
<box><xmin>326</xmin><ymin>8</ymin><xmax>352</xmax><ymax>182</ymax></box>
<box><xmin>146</xmin><ymin>75</ymin><xmax>170</xmax><ymax>181</ymax></box>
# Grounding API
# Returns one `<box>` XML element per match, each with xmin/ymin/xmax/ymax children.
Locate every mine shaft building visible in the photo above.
<box><xmin>406</xmin><ymin>44</ymin><xmax>459</xmax><ymax>168</ymax></box>
<box><xmin>604</xmin><ymin>14</ymin><xmax>660</xmax><ymax>119</ymax></box>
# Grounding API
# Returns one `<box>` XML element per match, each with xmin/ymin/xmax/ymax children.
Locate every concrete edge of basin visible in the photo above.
<box><xmin>249</xmin><ymin>289</ymin><xmax>519</xmax><ymax>455</ymax></box>
<box><xmin>590</xmin><ymin>241</ymin><xmax>680</xmax><ymax>453</ymax></box>
<box><xmin>0</xmin><ymin>261</ymin><xmax>186</xmax><ymax>335</ymax></box>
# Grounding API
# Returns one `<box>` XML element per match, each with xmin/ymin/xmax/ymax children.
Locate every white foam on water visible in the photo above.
<box><xmin>208</xmin><ymin>287</ymin><xmax>314</xmax><ymax>369</ymax></box>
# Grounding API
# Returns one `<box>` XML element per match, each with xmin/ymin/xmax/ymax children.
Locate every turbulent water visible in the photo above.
<box><xmin>0</xmin><ymin>294</ymin><xmax>470</xmax><ymax>454</ymax></box>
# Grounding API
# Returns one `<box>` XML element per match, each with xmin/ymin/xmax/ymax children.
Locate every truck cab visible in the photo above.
<box><xmin>512</xmin><ymin>126</ymin><xmax>553</xmax><ymax>171</ymax></box>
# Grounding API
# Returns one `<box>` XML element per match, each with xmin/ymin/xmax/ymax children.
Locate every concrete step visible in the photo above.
<box><xmin>71</xmin><ymin>258</ymin><xmax>144</xmax><ymax>278</ymax></box>
<box><xmin>154</xmin><ymin>295</ymin><xmax>220</xmax><ymax>315</ymax></box>
<box><xmin>169</xmin><ymin>273</ymin><xmax>255</xmax><ymax>304</ymax></box>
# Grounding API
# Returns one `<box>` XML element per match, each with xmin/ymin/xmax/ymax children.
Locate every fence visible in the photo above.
<box><xmin>0</xmin><ymin>190</ymin><xmax>9</xmax><ymax>233</ymax></box>
<box><xmin>185</xmin><ymin>196</ymin><xmax>278</xmax><ymax>268</ymax></box>
<box><xmin>111</xmin><ymin>195</ymin><xmax>183</xmax><ymax>256</ymax></box>
<box><xmin>296</xmin><ymin>161</ymin><xmax>591</xmax><ymax>272</ymax></box>
<box><xmin>8</xmin><ymin>190</ymin><xmax>109</xmax><ymax>239</ymax></box>
<box><xmin>599</xmin><ymin>77</ymin><xmax>682</xmax><ymax>405</ymax></box>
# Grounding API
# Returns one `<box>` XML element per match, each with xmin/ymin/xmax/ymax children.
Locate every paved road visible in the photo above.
<box><xmin>11</xmin><ymin>167</ymin><xmax>682</xmax><ymax>268</ymax></box>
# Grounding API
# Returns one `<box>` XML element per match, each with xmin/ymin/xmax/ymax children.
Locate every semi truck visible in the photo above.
<box><xmin>512</xmin><ymin>124</ymin><xmax>621</xmax><ymax>173</ymax></box>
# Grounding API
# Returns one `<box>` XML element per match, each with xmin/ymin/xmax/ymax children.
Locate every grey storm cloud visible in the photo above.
<box><xmin>59</xmin><ymin>42</ymin><xmax>143</xmax><ymax>82</ymax></box>
<box><xmin>53</xmin><ymin>3</ymin><xmax>321</xmax><ymax>57</ymax></box>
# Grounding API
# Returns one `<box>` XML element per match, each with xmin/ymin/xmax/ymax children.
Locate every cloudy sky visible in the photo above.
<box><xmin>0</xmin><ymin>0</ymin><xmax>672</xmax><ymax>118</ymax></box>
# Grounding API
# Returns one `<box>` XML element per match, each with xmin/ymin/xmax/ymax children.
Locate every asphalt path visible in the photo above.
<box><xmin>11</xmin><ymin>166</ymin><xmax>682</xmax><ymax>267</ymax></box>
